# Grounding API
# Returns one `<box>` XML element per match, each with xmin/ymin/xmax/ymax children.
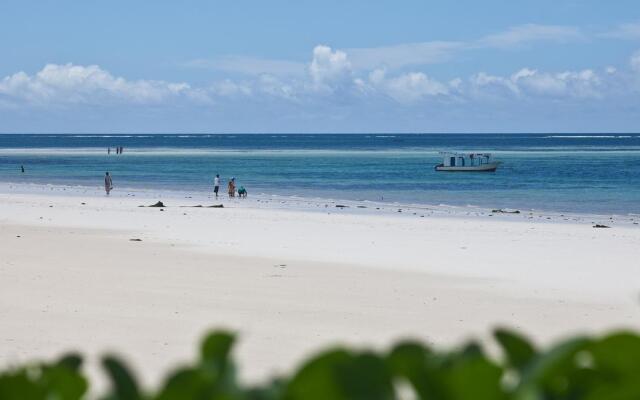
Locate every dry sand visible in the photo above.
<box><xmin>1</xmin><ymin>189</ymin><xmax>639</xmax><ymax>391</ymax></box>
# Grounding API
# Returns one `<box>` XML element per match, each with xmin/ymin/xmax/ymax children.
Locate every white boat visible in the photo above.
<box><xmin>435</xmin><ymin>152</ymin><xmax>501</xmax><ymax>172</ymax></box>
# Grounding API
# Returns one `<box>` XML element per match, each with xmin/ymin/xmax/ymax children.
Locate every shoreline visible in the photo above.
<box><xmin>1</xmin><ymin>181</ymin><xmax>638</xmax><ymax>227</ymax></box>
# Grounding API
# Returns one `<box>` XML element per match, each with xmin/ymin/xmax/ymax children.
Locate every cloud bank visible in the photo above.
<box><xmin>3</xmin><ymin>44</ymin><xmax>636</xmax><ymax>109</ymax></box>
<box><xmin>2</xmin><ymin>21</ymin><xmax>640</xmax><ymax>132</ymax></box>
<box><xmin>0</xmin><ymin>64</ymin><xmax>208</xmax><ymax>106</ymax></box>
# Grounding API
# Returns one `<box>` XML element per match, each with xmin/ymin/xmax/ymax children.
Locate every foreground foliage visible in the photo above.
<box><xmin>2</xmin><ymin>328</ymin><xmax>640</xmax><ymax>399</ymax></box>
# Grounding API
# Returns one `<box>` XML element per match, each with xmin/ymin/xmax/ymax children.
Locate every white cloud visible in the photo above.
<box><xmin>0</xmin><ymin>63</ymin><xmax>202</xmax><ymax>105</ymax></box>
<box><xmin>335</xmin><ymin>24</ymin><xmax>581</xmax><ymax>72</ymax></box>
<box><xmin>338</xmin><ymin>24</ymin><xmax>583</xmax><ymax>74</ymax></box>
<box><xmin>512</xmin><ymin>68</ymin><xmax>567</xmax><ymax>96</ymax></box>
<box><xmin>365</xmin><ymin>69</ymin><xmax>448</xmax><ymax>103</ymax></box>
<box><xmin>210</xmin><ymin>79</ymin><xmax>252</xmax><ymax>97</ymax></box>
<box><xmin>346</xmin><ymin>41</ymin><xmax>462</xmax><ymax>70</ymax></box>
<box><xmin>470</xmin><ymin>68</ymin><xmax>602</xmax><ymax>99</ymax></box>
<box><xmin>194</xmin><ymin>24</ymin><xmax>582</xmax><ymax>77</ymax></box>
<box><xmin>1</xmin><ymin>45</ymin><xmax>636</xmax><ymax>111</ymax></box>
<box><xmin>383</xmin><ymin>72</ymin><xmax>448</xmax><ymax>102</ymax></box>
<box><xmin>257</xmin><ymin>74</ymin><xmax>298</xmax><ymax>100</ymax></box>
<box><xmin>368</xmin><ymin>68</ymin><xmax>386</xmax><ymax>86</ymax></box>
<box><xmin>449</xmin><ymin>78</ymin><xmax>463</xmax><ymax>90</ymax></box>
<box><xmin>469</xmin><ymin>72</ymin><xmax>520</xmax><ymax>97</ymax></box>
<box><xmin>476</xmin><ymin>24</ymin><xmax>584</xmax><ymax>49</ymax></box>
<box><xmin>309</xmin><ymin>45</ymin><xmax>352</xmax><ymax>88</ymax></box>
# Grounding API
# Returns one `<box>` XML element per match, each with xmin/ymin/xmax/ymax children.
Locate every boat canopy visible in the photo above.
<box><xmin>438</xmin><ymin>152</ymin><xmax>492</xmax><ymax>157</ymax></box>
<box><xmin>439</xmin><ymin>152</ymin><xmax>493</xmax><ymax>167</ymax></box>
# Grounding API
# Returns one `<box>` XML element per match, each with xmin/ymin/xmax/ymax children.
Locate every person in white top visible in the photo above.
<box><xmin>213</xmin><ymin>174</ymin><xmax>220</xmax><ymax>198</ymax></box>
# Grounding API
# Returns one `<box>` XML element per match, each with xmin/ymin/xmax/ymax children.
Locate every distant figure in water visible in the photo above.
<box><xmin>108</xmin><ymin>147</ymin><xmax>111</xmax><ymax>155</ymax></box>
<box><xmin>20</xmin><ymin>165</ymin><xmax>25</xmax><ymax>173</ymax></box>
<box><xmin>214</xmin><ymin>174</ymin><xmax>220</xmax><ymax>198</ymax></box>
<box><xmin>104</xmin><ymin>172</ymin><xmax>113</xmax><ymax>195</ymax></box>
<box><xmin>238</xmin><ymin>186</ymin><xmax>247</xmax><ymax>198</ymax></box>
<box><xmin>228</xmin><ymin>178</ymin><xmax>236</xmax><ymax>198</ymax></box>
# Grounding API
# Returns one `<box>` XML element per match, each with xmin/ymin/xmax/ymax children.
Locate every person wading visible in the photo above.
<box><xmin>104</xmin><ymin>172</ymin><xmax>113</xmax><ymax>195</ymax></box>
<box><xmin>214</xmin><ymin>174</ymin><xmax>220</xmax><ymax>198</ymax></box>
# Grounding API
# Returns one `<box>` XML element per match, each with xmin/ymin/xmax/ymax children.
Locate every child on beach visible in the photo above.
<box><xmin>228</xmin><ymin>178</ymin><xmax>236</xmax><ymax>198</ymax></box>
<box><xmin>238</xmin><ymin>186</ymin><xmax>247</xmax><ymax>198</ymax></box>
<box><xmin>104</xmin><ymin>172</ymin><xmax>113</xmax><ymax>195</ymax></box>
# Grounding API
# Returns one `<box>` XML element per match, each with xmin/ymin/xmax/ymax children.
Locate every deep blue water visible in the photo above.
<box><xmin>1</xmin><ymin>133</ymin><xmax>639</xmax><ymax>214</ymax></box>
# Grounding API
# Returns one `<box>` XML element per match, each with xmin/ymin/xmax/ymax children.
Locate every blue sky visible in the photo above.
<box><xmin>1</xmin><ymin>0</ymin><xmax>640</xmax><ymax>133</ymax></box>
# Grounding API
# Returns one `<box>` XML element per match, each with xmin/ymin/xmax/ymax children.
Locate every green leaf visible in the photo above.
<box><xmin>386</xmin><ymin>341</ymin><xmax>441</xmax><ymax>399</ymax></box>
<box><xmin>494</xmin><ymin>328</ymin><xmax>537</xmax><ymax>371</ymax></box>
<box><xmin>201</xmin><ymin>332</ymin><xmax>235</xmax><ymax>371</ymax></box>
<box><xmin>57</xmin><ymin>353</ymin><xmax>83</xmax><ymax>372</ymax></box>
<box><xmin>389</xmin><ymin>340</ymin><xmax>506</xmax><ymax>400</ymax></box>
<box><xmin>0</xmin><ymin>371</ymin><xmax>46</xmax><ymax>400</ymax></box>
<box><xmin>40</xmin><ymin>364</ymin><xmax>88</xmax><ymax>400</ymax></box>
<box><xmin>102</xmin><ymin>356</ymin><xmax>142</xmax><ymax>400</ymax></box>
<box><xmin>516</xmin><ymin>336</ymin><xmax>591</xmax><ymax>398</ymax></box>
<box><xmin>342</xmin><ymin>352</ymin><xmax>395</xmax><ymax>400</ymax></box>
<box><xmin>155</xmin><ymin>331</ymin><xmax>241</xmax><ymax>400</ymax></box>
<box><xmin>444</xmin><ymin>353</ymin><xmax>506</xmax><ymax>400</ymax></box>
<box><xmin>6</xmin><ymin>328</ymin><xmax>640</xmax><ymax>400</ymax></box>
<box><xmin>589</xmin><ymin>331</ymin><xmax>640</xmax><ymax>375</ymax></box>
<box><xmin>155</xmin><ymin>368</ymin><xmax>212</xmax><ymax>400</ymax></box>
<box><xmin>245</xmin><ymin>378</ymin><xmax>286</xmax><ymax>400</ymax></box>
<box><xmin>581</xmin><ymin>332</ymin><xmax>640</xmax><ymax>400</ymax></box>
<box><xmin>584</xmin><ymin>382</ymin><xmax>640</xmax><ymax>400</ymax></box>
<box><xmin>284</xmin><ymin>349</ymin><xmax>394</xmax><ymax>400</ymax></box>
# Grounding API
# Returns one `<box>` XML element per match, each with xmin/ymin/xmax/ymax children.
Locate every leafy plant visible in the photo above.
<box><xmin>2</xmin><ymin>328</ymin><xmax>640</xmax><ymax>399</ymax></box>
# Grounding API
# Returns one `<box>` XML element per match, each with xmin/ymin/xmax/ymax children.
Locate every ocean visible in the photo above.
<box><xmin>1</xmin><ymin>133</ymin><xmax>639</xmax><ymax>215</ymax></box>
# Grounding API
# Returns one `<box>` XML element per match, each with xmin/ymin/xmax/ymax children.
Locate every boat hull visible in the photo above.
<box><xmin>435</xmin><ymin>162</ymin><xmax>500</xmax><ymax>172</ymax></box>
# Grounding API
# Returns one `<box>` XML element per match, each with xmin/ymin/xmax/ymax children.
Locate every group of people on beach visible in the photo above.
<box><xmin>103</xmin><ymin>171</ymin><xmax>247</xmax><ymax>199</ymax></box>
<box><xmin>107</xmin><ymin>147</ymin><xmax>124</xmax><ymax>155</ymax></box>
<box><xmin>213</xmin><ymin>174</ymin><xmax>247</xmax><ymax>199</ymax></box>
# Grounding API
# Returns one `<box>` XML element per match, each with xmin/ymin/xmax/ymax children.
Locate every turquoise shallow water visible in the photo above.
<box><xmin>1</xmin><ymin>134</ymin><xmax>639</xmax><ymax>214</ymax></box>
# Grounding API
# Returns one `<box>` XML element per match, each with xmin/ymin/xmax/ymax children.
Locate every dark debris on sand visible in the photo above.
<box><xmin>492</xmin><ymin>209</ymin><xmax>520</xmax><ymax>214</ymax></box>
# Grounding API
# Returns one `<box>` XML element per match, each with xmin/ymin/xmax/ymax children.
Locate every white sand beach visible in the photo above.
<box><xmin>1</xmin><ymin>184</ymin><xmax>640</xmax><ymax>390</ymax></box>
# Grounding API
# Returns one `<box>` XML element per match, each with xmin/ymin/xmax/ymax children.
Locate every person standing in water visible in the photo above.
<box><xmin>228</xmin><ymin>178</ymin><xmax>235</xmax><ymax>198</ymax></box>
<box><xmin>104</xmin><ymin>172</ymin><xmax>113</xmax><ymax>195</ymax></box>
<box><xmin>213</xmin><ymin>174</ymin><xmax>220</xmax><ymax>198</ymax></box>
<box><xmin>20</xmin><ymin>165</ymin><xmax>25</xmax><ymax>173</ymax></box>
